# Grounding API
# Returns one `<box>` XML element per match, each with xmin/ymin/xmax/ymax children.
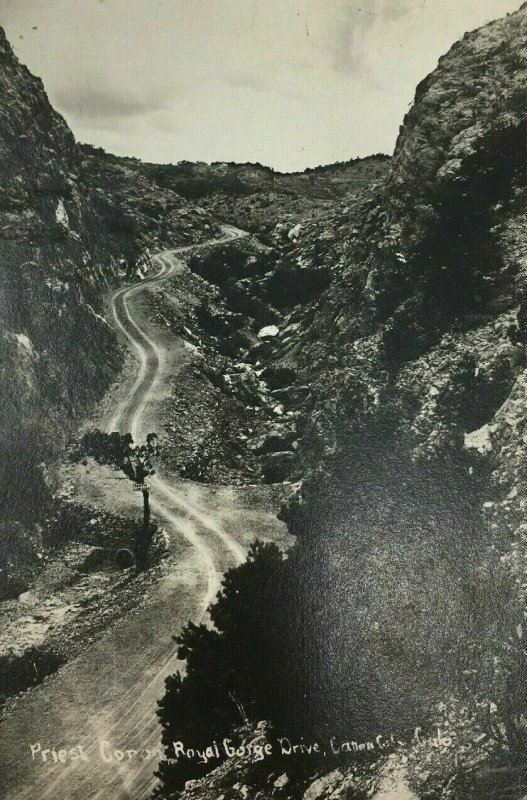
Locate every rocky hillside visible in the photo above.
<box><xmin>155</xmin><ymin>5</ymin><xmax>527</xmax><ymax>799</ymax></box>
<box><xmin>0</xmin><ymin>27</ymin><xmax>217</xmax><ymax>597</ymax></box>
<box><xmin>78</xmin><ymin>144</ymin><xmax>220</xmax><ymax>256</ymax></box>
<box><xmin>270</xmin><ymin>3</ymin><xmax>527</xmax><ymax>797</ymax></box>
<box><xmin>145</xmin><ymin>156</ymin><xmax>389</xmax><ymax>202</ymax></box>
<box><xmin>161</xmin><ymin>156</ymin><xmax>389</xmax><ymax>235</ymax></box>
<box><xmin>93</xmin><ymin>153</ymin><xmax>389</xmax><ymax>236</ymax></box>
<box><xmin>283</xmin><ymin>1</ymin><xmax>527</xmax><ymax>569</ymax></box>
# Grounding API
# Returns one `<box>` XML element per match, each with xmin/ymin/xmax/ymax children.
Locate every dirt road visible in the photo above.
<box><xmin>0</xmin><ymin>227</ymin><xmax>286</xmax><ymax>800</ymax></box>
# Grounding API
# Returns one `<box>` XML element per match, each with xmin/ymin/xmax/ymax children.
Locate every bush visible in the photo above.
<box><xmin>156</xmin><ymin>541</ymin><xmax>299</xmax><ymax>792</ymax></box>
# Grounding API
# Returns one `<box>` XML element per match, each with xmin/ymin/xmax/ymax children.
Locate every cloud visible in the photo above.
<box><xmin>330</xmin><ymin>7</ymin><xmax>374</xmax><ymax>74</ymax></box>
<box><xmin>55</xmin><ymin>82</ymin><xmax>166</xmax><ymax>120</ymax></box>
<box><xmin>329</xmin><ymin>0</ymin><xmax>413</xmax><ymax>76</ymax></box>
<box><xmin>223</xmin><ymin>71</ymin><xmax>270</xmax><ymax>93</ymax></box>
<box><xmin>0</xmin><ymin>0</ymin><xmax>523</xmax><ymax>171</ymax></box>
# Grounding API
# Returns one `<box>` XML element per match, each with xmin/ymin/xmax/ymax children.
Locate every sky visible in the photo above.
<box><xmin>0</xmin><ymin>0</ymin><xmax>522</xmax><ymax>171</ymax></box>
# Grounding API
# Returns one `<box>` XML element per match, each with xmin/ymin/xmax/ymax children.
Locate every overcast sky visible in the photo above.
<box><xmin>0</xmin><ymin>0</ymin><xmax>522</xmax><ymax>171</ymax></box>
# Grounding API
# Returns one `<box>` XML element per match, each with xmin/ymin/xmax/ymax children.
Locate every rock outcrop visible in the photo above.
<box><xmin>0</xmin><ymin>25</ymin><xmax>119</xmax><ymax>526</ymax></box>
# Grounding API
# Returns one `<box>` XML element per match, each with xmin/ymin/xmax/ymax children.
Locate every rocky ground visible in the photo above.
<box><xmin>170</xmin><ymin>704</ymin><xmax>503</xmax><ymax>800</ymax></box>
<box><xmin>141</xmin><ymin>261</ymin><xmax>300</xmax><ymax>486</ymax></box>
<box><xmin>0</xmin><ymin>487</ymin><xmax>170</xmax><ymax>714</ymax></box>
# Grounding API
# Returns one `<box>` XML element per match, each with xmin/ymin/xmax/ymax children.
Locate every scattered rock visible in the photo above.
<box><xmin>273</xmin><ymin>773</ymin><xmax>289</xmax><ymax>789</ymax></box>
<box><xmin>253</xmin><ymin>426</ymin><xmax>297</xmax><ymax>455</ymax></box>
<box><xmin>258</xmin><ymin>325</ymin><xmax>280</xmax><ymax>339</ymax></box>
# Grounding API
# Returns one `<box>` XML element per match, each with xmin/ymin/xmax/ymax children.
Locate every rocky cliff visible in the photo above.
<box><xmin>274</xmin><ymin>3</ymin><xmax>527</xmax><ymax>796</ymax></box>
<box><xmin>0</xmin><ymin>25</ymin><xmax>117</xmax><ymax>526</ymax></box>
<box><xmin>158</xmin><ymin>5</ymin><xmax>527</xmax><ymax>799</ymax></box>
<box><xmin>0</xmin><ymin>27</ymin><xmax>217</xmax><ymax>596</ymax></box>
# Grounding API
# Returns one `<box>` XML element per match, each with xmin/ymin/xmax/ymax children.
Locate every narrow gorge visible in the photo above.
<box><xmin>1</xmin><ymin>5</ymin><xmax>527</xmax><ymax>800</ymax></box>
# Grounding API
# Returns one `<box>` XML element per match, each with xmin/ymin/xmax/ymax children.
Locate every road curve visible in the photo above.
<box><xmin>0</xmin><ymin>226</ymin><xmax>249</xmax><ymax>800</ymax></box>
<box><xmin>107</xmin><ymin>223</ymin><xmax>246</xmax><ymax>568</ymax></box>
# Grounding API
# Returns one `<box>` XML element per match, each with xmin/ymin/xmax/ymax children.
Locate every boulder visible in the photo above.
<box><xmin>258</xmin><ymin>324</ymin><xmax>279</xmax><ymax>339</ymax></box>
<box><xmin>303</xmin><ymin>770</ymin><xmax>343</xmax><ymax>800</ymax></box>
<box><xmin>273</xmin><ymin>773</ymin><xmax>289</xmax><ymax>789</ymax></box>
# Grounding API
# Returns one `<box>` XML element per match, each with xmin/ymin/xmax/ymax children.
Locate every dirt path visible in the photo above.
<box><xmin>0</xmin><ymin>227</ymin><xmax>289</xmax><ymax>800</ymax></box>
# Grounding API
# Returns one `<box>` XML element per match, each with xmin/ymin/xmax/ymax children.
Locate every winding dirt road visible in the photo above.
<box><xmin>0</xmin><ymin>226</ymin><xmax>280</xmax><ymax>800</ymax></box>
